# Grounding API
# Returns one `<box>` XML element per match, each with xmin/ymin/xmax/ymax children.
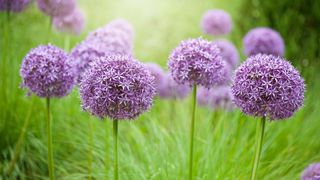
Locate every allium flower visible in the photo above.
<box><xmin>20</xmin><ymin>44</ymin><xmax>75</xmax><ymax>98</ymax></box>
<box><xmin>145</xmin><ymin>63</ymin><xmax>166</xmax><ymax>95</ymax></box>
<box><xmin>0</xmin><ymin>0</ymin><xmax>30</xmax><ymax>12</ymax></box>
<box><xmin>106</xmin><ymin>19</ymin><xmax>134</xmax><ymax>43</ymax></box>
<box><xmin>213</xmin><ymin>39</ymin><xmax>239</xmax><ymax>69</ymax></box>
<box><xmin>84</xmin><ymin>19</ymin><xmax>134</xmax><ymax>56</ymax></box>
<box><xmin>53</xmin><ymin>8</ymin><xmax>85</xmax><ymax>35</ymax></box>
<box><xmin>79</xmin><ymin>55</ymin><xmax>156</xmax><ymax>120</ymax></box>
<box><xmin>243</xmin><ymin>27</ymin><xmax>285</xmax><ymax>56</ymax></box>
<box><xmin>301</xmin><ymin>163</ymin><xmax>320</xmax><ymax>180</ymax></box>
<box><xmin>196</xmin><ymin>87</ymin><xmax>211</xmax><ymax>106</ymax></box>
<box><xmin>231</xmin><ymin>54</ymin><xmax>305</xmax><ymax>120</ymax></box>
<box><xmin>37</xmin><ymin>0</ymin><xmax>76</xmax><ymax>17</ymax></box>
<box><xmin>158</xmin><ymin>74</ymin><xmax>191</xmax><ymax>99</ymax></box>
<box><xmin>70</xmin><ymin>42</ymin><xmax>106</xmax><ymax>83</ymax></box>
<box><xmin>209</xmin><ymin>86</ymin><xmax>234</xmax><ymax>110</ymax></box>
<box><xmin>201</xmin><ymin>9</ymin><xmax>233</xmax><ymax>36</ymax></box>
<box><xmin>168</xmin><ymin>37</ymin><xmax>225</xmax><ymax>88</ymax></box>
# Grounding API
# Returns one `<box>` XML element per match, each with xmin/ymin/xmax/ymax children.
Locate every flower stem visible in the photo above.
<box><xmin>105</xmin><ymin>121</ymin><xmax>109</xmax><ymax>180</ymax></box>
<box><xmin>7</xmin><ymin>98</ymin><xmax>35</xmax><ymax>176</ymax></box>
<box><xmin>87</xmin><ymin>118</ymin><xmax>93</xmax><ymax>180</ymax></box>
<box><xmin>113</xmin><ymin>120</ymin><xmax>118</xmax><ymax>180</ymax></box>
<box><xmin>46</xmin><ymin>98</ymin><xmax>55</xmax><ymax>180</ymax></box>
<box><xmin>188</xmin><ymin>85</ymin><xmax>197</xmax><ymax>180</ymax></box>
<box><xmin>250</xmin><ymin>116</ymin><xmax>266</xmax><ymax>180</ymax></box>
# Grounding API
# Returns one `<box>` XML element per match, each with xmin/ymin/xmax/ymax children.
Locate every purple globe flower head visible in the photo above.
<box><xmin>243</xmin><ymin>27</ymin><xmax>285</xmax><ymax>57</ymax></box>
<box><xmin>20</xmin><ymin>44</ymin><xmax>75</xmax><ymax>98</ymax></box>
<box><xmin>0</xmin><ymin>0</ymin><xmax>30</xmax><ymax>12</ymax></box>
<box><xmin>196</xmin><ymin>86</ymin><xmax>211</xmax><ymax>106</ymax></box>
<box><xmin>85</xmin><ymin>25</ymin><xmax>133</xmax><ymax>56</ymax></box>
<box><xmin>201</xmin><ymin>9</ymin><xmax>233</xmax><ymax>36</ymax></box>
<box><xmin>168</xmin><ymin>37</ymin><xmax>225</xmax><ymax>88</ymax></box>
<box><xmin>70</xmin><ymin>42</ymin><xmax>106</xmax><ymax>83</ymax></box>
<box><xmin>231</xmin><ymin>54</ymin><xmax>305</xmax><ymax>120</ymax></box>
<box><xmin>209</xmin><ymin>86</ymin><xmax>235</xmax><ymax>110</ymax></box>
<box><xmin>79</xmin><ymin>55</ymin><xmax>156</xmax><ymax>120</ymax></box>
<box><xmin>105</xmin><ymin>19</ymin><xmax>134</xmax><ymax>43</ymax></box>
<box><xmin>301</xmin><ymin>163</ymin><xmax>320</xmax><ymax>180</ymax></box>
<box><xmin>37</xmin><ymin>0</ymin><xmax>76</xmax><ymax>17</ymax></box>
<box><xmin>158</xmin><ymin>73</ymin><xmax>191</xmax><ymax>100</ymax></box>
<box><xmin>53</xmin><ymin>8</ymin><xmax>85</xmax><ymax>35</ymax></box>
<box><xmin>145</xmin><ymin>62</ymin><xmax>166</xmax><ymax>95</ymax></box>
<box><xmin>213</xmin><ymin>39</ymin><xmax>239</xmax><ymax>69</ymax></box>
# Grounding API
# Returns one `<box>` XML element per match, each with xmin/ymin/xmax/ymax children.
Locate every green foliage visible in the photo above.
<box><xmin>0</xmin><ymin>0</ymin><xmax>319</xmax><ymax>179</ymax></box>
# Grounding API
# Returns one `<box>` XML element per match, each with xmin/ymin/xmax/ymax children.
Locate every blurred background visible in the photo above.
<box><xmin>0</xmin><ymin>0</ymin><xmax>320</xmax><ymax>179</ymax></box>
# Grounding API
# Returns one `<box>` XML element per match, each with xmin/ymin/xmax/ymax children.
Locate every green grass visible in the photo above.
<box><xmin>1</xmin><ymin>0</ymin><xmax>319</xmax><ymax>179</ymax></box>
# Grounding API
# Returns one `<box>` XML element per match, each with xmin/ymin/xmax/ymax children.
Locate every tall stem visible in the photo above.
<box><xmin>87</xmin><ymin>118</ymin><xmax>93</xmax><ymax>180</ymax></box>
<box><xmin>46</xmin><ymin>98</ymin><xmax>55</xmax><ymax>180</ymax></box>
<box><xmin>188</xmin><ymin>85</ymin><xmax>197</xmax><ymax>180</ymax></box>
<box><xmin>250</xmin><ymin>117</ymin><xmax>266</xmax><ymax>180</ymax></box>
<box><xmin>113</xmin><ymin>120</ymin><xmax>118</xmax><ymax>180</ymax></box>
<box><xmin>105</xmin><ymin>121</ymin><xmax>109</xmax><ymax>180</ymax></box>
<box><xmin>7</xmin><ymin>98</ymin><xmax>35</xmax><ymax>175</ymax></box>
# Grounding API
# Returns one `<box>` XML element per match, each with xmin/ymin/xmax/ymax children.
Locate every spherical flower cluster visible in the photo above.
<box><xmin>158</xmin><ymin>74</ymin><xmax>191</xmax><ymax>99</ymax></box>
<box><xmin>243</xmin><ymin>27</ymin><xmax>285</xmax><ymax>56</ymax></box>
<box><xmin>201</xmin><ymin>9</ymin><xmax>233</xmax><ymax>36</ymax></box>
<box><xmin>213</xmin><ymin>39</ymin><xmax>239</xmax><ymax>69</ymax></box>
<box><xmin>145</xmin><ymin>63</ymin><xmax>166</xmax><ymax>95</ymax></box>
<box><xmin>20</xmin><ymin>44</ymin><xmax>75</xmax><ymax>98</ymax></box>
<box><xmin>37</xmin><ymin>0</ymin><xmax>76</xmax><ymax>17</ymax></box>
<box><xmin>85</xmin><ymin>19</ymin><xmax>133</xmax><ymax>55</ymax></box>
<box><xmin>105</xmin><ymin>19</ymin><xmax>134</xmax><ymax>43</ymax></box>
<box><xmin>301</xmin><ymin>163</ymin><xmax>320</xmax><ymax>180</ymax></box>
<box><xmin>168</xmin><ymin>37</ymin><xmax>225</xmax><ymax>88</ymax></box>
<box><xmin>0</xmin><ymin>0</ymin><xmax>30</xmax><ymax>12</ymax></box>
<box><xmin>231</xmin><ymin>54</ymin><xmax>305</xmax><ymax>120</ymax></box>
<box><xmin>197</xmin><ymin>86</ymin><xmax>234</xmax><ymax>110</ymax></box>
<box><xmin>70</xmin><ymin>42</ymin><xmax>106</xmax><ymax>83</ymax></box>
<box><xmin>53</xmin><ymin>9</ymin><xmax>85</xmax><ymax>35</ymax></box>
<box><xmin>79</xmin><ymin>55</ymin><xmax>156</xmax><ymax>120</ymax></box>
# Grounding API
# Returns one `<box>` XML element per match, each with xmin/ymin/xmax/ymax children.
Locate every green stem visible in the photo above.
<box><xmin>105</xmin><ymin>121</ymin><xmax>109</xmax><ymax>180</ymax></box>
<box><xmin>113</xmin><ymin>120</ymin><xmax>118</xmax><ymax>180</ymax></box>
<box><xmin>250</xmin><ymin>117</ymin><xmax>266</xmax><ymax>180</ymax></box>
<box><xmin>7</xmin><ymin>98</ymin><xmax>35</xmax><ymax>175</ymax></box>
<box><xmin>64</xmin><ymin>35</ymin><xmax>70</xmax><ymax>52</ymax></box>
<box><xmin>188</xmin><ymin>85</ymin><xmax>197</xmax><ymax>180</ymax></box>
<box><xmin>46</xmin><ymin>98</ymin><xmax>55</xmax><ymax>180</ymax></box>
<box><xmin>87</xmin><ymin>118</ymin><xmax>93</xmax><ymax>180</ymax></box>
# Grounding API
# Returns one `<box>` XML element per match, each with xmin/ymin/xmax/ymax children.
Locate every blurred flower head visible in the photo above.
<box><xmin>70</xmin><ymin>42</ymin><xmax>106</xmax><ymax>83</ymax></box>
<box><xmin>243</xmin><ymin>27</ymin><xmax>285</xmax><ymax>56</ymax></box>
<box><xmin>105</xmin><ymin>18</ymin><xmax>135</xmax><ymax>43</ymax></box>
<box><xmin>37</xmin><ymin>0</ymin><xmax>76</xmax><ymax>17</ymax></box>
<box><xmin>0</xmin><ymin>0</ymin><xmax>30</xmax><ymax>12</ymax></box>
<box><xmin>201</xmin><ymin>9</ymin><xmax>233</xmax><ymax>36</ymax></box>
<box><xmin>213</xmin><ymin>39</ymin><xmax>239</xmax><ymax>69</ymax></box>
<box><xmin>79</xmin><ymin>55</ymin><xmax>156</xmax><ymax>120</ymax></box>
<box><xmin>231</xmin><ymin>54</ymin><xmax>305</xmax><ymax>120</ymax></box>
<box><xmin>168</xmin><ymin>37</ymin><xmax>225</xmax><ymax>88</ymax></box>
<box><xmin>53</xmin><ymin>8</ymin><xmax>85</xmax><ymax>35</ymax></box>
<box><xmin>197</xmin><ymin>86</ymin><xmax>234</xmax><ymax>110</ymax></box>
<box><xmin>158</xmin><ymin>73</ymin><xmax>191</xmax><ymax>100</ymax></box>
<box><xmin>85</xmin><ymin>23</ymin><xmax>134</xmax><ymax>56</ymax></box>
<box><xmin>20</xmin><ymin>44</ymin><xmax>75</xmax><ymax>98</ymax></box>
<box><xmin>301</xmin><ymin>163</ymin><xmax>320</xmax><ymax>180</ymax></box>
<box><xmin>145</xmin><ymin>62</ymin><xmax>166</xmax><ymax>95</ymax></box>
